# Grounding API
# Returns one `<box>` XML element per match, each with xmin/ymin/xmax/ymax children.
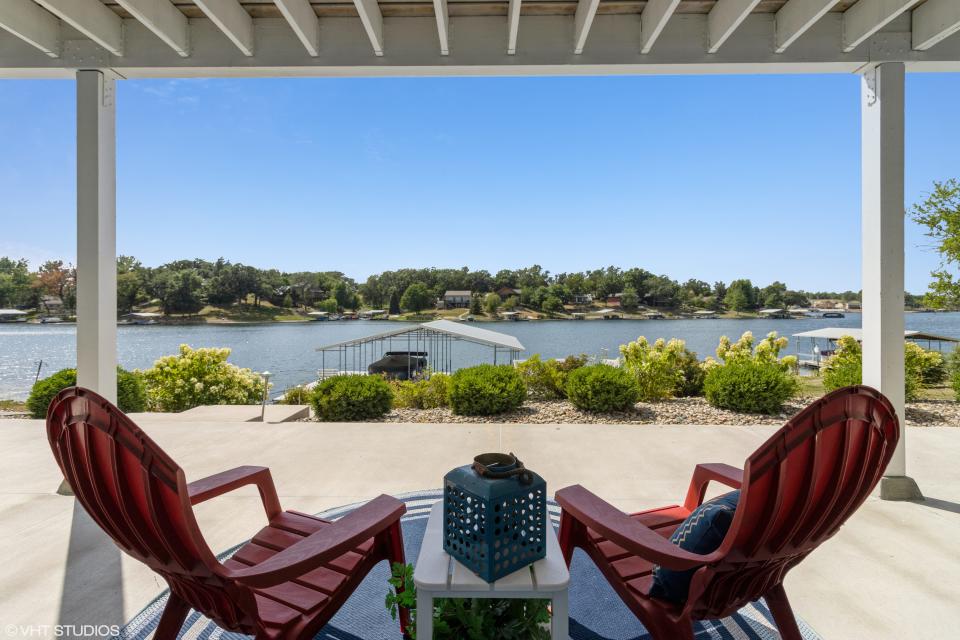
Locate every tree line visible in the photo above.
<box><xmin>1</xmin><ymin>256</ymin><xmax>885</xmax><ymax>316</ymax></box>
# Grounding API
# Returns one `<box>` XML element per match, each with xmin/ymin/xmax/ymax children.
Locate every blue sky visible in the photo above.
<box><xmin>1</xmin><ymin>73</ymin><xmax>958</xmax><ymax>293</ymax></box>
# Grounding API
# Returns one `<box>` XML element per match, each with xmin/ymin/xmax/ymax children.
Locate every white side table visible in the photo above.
<box><xmin>413</xmin><ymin>502</ymin><xmax>570</xmax><ymax>639</ymax></box>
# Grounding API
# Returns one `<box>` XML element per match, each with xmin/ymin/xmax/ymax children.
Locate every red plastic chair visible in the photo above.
<box><xmin>556</xmin><ymin>385</ymin><xmax>899</xmax><ymax>640</ymax></box>
<box><xmin>46</xmin><ymin>387</ymin><xmax>409</xmax><ymax>640</ymax></box>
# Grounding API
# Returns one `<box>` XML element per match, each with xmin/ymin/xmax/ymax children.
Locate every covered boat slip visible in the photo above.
<box><xmin>793</xmin><ymin>327</ymin><xmax>960</xmax><ymax>369</ymax></box>
<box><xmin>315</xmin><ymin>319</ymin><xmax>525</xmax><ymax>379</ymax></box>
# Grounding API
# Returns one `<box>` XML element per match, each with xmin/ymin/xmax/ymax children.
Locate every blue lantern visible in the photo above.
<box><xmin>443</xmin><ymin>453</ymin><xmax>547</xmax><ymax>582</ymax></box>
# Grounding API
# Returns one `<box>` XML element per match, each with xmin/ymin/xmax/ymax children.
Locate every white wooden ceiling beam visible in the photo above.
<box><xmin>843</xmin><ymin>1</ymin><xmax>916</xmax><ymax>52</ymax></box>
<box><xmin>433</xmin><ymin>0</ymin><xmax>449</xmax><ymax>55</ymax></box>
<box><xmin>353</xmin><ymin>0</ymin><xmax>384</xmax><ymax>56</ymax></box>
<box><xmin>640</xmin><ymin>0</ymin><xmax>680</xmax><ymax>54</ymax></box>
<box><xmin>573</xmin><ymin>0</ymin><xmax>601</xmax><ymax>54</ymax></box>
<box><xmin>913</xmin><ymin>0</ymin><xmax>960</xmax><ymax>51</ymax></box>
<box><xmin>0</xmin><ymin>0</ymin><xmax>60</xmax><ymax>58</ymax></box>
<box><xmin>507</xmin><ymin>0</ymin><xmax>521</xmax><ymax>54</ymax></box>
<box><xmin>35</xmin><ymin>0</ymin><xmax>123</xmax><ymax>56</ymax></box>
<box><xmin>193</xmin><ymin>0</ymin><xmax>254</xmax><ymax>56</ymax></box>
<box><xmin>116</xmin><ymin>0</ymin><xmax>190</xmax><ymax>57</ymax></box>
<box><xmin>708</xmin><ymin>0</ymin><xmax>762</xmax><ymax>53</ymax></box>
<box><xmin>274</xmin><ymin>0</ymin><xmax>320</xmax><ymax>56</ymax></box>
<box><xmin>775</xmin><ymin>0</ymin><xmax>842</xmax><ymax>53</ymax></box>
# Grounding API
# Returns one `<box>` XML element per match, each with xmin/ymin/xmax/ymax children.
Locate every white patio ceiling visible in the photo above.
<box><xmin>1</xmin><ymin>0</ymin><xmax>959</xmax><ymax>77</ymax></box>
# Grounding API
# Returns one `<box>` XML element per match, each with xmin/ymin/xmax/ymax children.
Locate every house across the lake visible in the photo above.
<box><xmin>443</xmin><ymin>290</ymin><xmax>472</xmax><ymax>309</ymax></box>
<box><xmin>572</xmin><ymin>293</ymin><xmax>593</xmax><ymax>305</ymax></box>
<box><xmin>496</xmin><ymin>287</ymin><xmax>521</xmax><ymax>299</ymax></box>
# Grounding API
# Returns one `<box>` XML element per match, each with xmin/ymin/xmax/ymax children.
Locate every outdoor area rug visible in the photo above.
<box><xmin>114</xmin><ymin>490</ymin><xmax>822</xmax><ymax>640</ymax></box>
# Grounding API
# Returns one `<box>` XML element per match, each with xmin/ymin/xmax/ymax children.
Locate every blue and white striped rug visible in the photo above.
<box><xmin>115</xmin><ymin>490</ymin><xmax>821</xmax><ymax>640</ymax></box>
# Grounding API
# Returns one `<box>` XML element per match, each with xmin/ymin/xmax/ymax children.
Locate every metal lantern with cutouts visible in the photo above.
<box><xmin>443</xmin><ymin>452</ymin><xmax>547</xmax><ymax>582</ymax></box>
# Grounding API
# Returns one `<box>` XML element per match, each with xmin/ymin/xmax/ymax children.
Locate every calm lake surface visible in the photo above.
<box><xmin>3</xmin><ymin>313</ymin><xmax>960</xmax><ymax>400</ymax></box>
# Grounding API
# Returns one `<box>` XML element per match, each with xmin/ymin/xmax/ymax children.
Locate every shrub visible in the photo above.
<box><xmin>702</xmin><ymin>331</ymin><xmax>799</xmax><ymax>414</ymax></box>
<box><xmin>953</xmin><ymin>371</ymin><xmax>960</xmax><ymax>402</ymax></box>
<box><xmin>27</xmin><ymin>367</ymin><xmax>147</xmax><ymax>418</ymax></box>
<box><xmin>822</xmin><ymin>335</ymin><xmax>924</xmax><ymax>402</ymax></box>
<box><xmin>140</xmin><ymin>345</ymin><xmax>267</xmax><ymax>412</ymax></box>
<box><xmin>311</xmin><ymin>375</ymin><xmax>393</xmax><ymax>421</ymax></box>
<box><xmin>703</xmin><ymin>360</ymin><xmax>800</xmax><ymax>414</ymax></box>
<box><xmin>566</xmin><ymin>364</ymin><xmax>640</xmax><ymax>412</ymax></box>
<box><xmin>906</xmin><ymin>343</ymin><xmax>947</xmax><ymax>386</ymax></box>
<box><xmin>278</xmin><ymin>385</ymin><xmax>312</xmax><ymax>405</ymax></box>
<box><xmin>448</xmin><ymin>365</ymin><xmax>526</xmax><ymax>415</ymax></box>
<box><xmin>619</xmin><ymin>337</ymin><xmax>700</xmax><ymax>401</ymax></box>
<box><xmin>516</xmin><ymin>354</ymin><xmax>587</xmax><ymax>400</ymax></box>
<box><xmin>391</xmin><ymin>373</ymin><xmax>450</xmax><ymax>409</ymax></box>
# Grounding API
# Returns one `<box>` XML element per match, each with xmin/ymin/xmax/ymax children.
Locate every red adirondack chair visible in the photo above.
<box><xmin>556</xmin><ymin>385</ymin><xmax>899</xmax><ymax>640</ymax></box>
<box><xmin>46</xmin><ymin>387</ymin><xmax>409</xmax><ymax>640</ymax></box>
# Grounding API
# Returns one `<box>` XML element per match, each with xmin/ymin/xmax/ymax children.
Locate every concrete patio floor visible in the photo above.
<box><xmin>1</xmin><ymin>418</ymin><xmax>958</xmax><ymax>639</ymax></box>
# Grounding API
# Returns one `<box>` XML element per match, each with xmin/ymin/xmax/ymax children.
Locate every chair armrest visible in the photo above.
<box><xmin>555</xmin><ymin>485</ymin><xmax>711</xmax><ymax>571</ymax></box>
<box><xmin>225</xmin><ymin>494</ymin><xmax>405</xmax><ymax>588</ymax></box>
<box><xmin>683</xmin><ymin>463</ymin><xmax>744</xmax><ymax>512</ymax></box>
<box><xmin>187</xmin><ymin>465</ymin><xmax>282</xmax><ymax>519</ymax></box>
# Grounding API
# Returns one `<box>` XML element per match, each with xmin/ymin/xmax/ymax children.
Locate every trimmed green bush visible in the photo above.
<box><xmin>27</xmin><ymin>367</ymin><xmax>147</xmax><ymax>418</ymax></box>
<box><xmin>566</xmin><ymin>364</ymin><xmax>640</xmax><ymax>412</ymax></box>
<box><xmin>516</xmin><ymin>354</ymin><xmax>587</xmax><ymax>400</ymax></box>
<box><xmin>676</xmin><ymin>348</ymin><xmax>707</xmax><ymax>397</ymax></box>
<box><xmin>311</xmin><ymin>375</ymin><xmax>393</xmax><ymax>421</ymax></box>
<box><xmin>703</xmin><ymin>360</ymin><xmax>799</xmax><ymax>414</ymax></box>
<box><xmin>391</xmin><ymin>373</ymin><xmax>450</xmax><ymax>409</ymax></box>
<box><xmin>448</xmin><ymin>364</ymin><xmax>526</xmax><ymax>416</ymax></box>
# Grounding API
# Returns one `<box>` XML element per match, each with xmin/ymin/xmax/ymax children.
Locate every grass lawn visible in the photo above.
<box><xmin>0</xmin><ymin>399</ymin><xmax>27</xmax><ymax>412</ymax></box>
<box><xmin>799</xmin><ymin>374</ymin><xmax>956</xmax><ymax>401</ymax></box>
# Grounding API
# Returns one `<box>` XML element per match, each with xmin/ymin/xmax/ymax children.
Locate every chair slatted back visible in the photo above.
<box><xmin>47</xmin><ymin>387</ymin><xmax>254</xmax><ymax>631</ymax></box>
<box><xmin>689</xmin><ymin>386</ymin><xmax>899</xmax><ymax>619</ymax></box>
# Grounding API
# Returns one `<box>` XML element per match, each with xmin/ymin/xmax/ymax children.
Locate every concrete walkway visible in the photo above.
<box><xmin>1</xmin><ymin>419</ymin><xmax>958</xmax><ymax>639</ymax></box>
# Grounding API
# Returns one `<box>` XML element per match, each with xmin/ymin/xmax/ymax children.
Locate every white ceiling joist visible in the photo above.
<box><xmin>0</xmin><ymin>0</ymin><xmax>60</xmax><ymax>58</ymax></box>
<box><xmin>193</xmin><ymin>0</ymin><xmax>254</xmax><ymax>56</ymax></box>
<box><xmin>913</xmin><ymin>0</ymin><xmax>960</xmax><ymax>51</ymax></box>
<box><xmin>353</xmin><ymin>0</ymin><xmax>384</xmax><ymax>56</ymax></box>
<box><xmin>843</xmin><ymin>0</ymin><xmax>916</xmax><ymax>52</ymax></box>
<box><xmin>433</xmin><ymin>0</ymin><xmax>449</xmax><ymax>55</ymax></box>
<box><xmin>274</xmin><ymin>0</ymin><xmax>320</xmax><ymax>56</ymax></box>
<box><xmin>641</xmin><ymin>0</ymin><xmax>681</xmax><ymax>54</ymax></box>
<box><xmin>35</xmin><ymin>0</ymin><xmax>123</xmax><ymax>56</ymax></box>
<box><xmin>775</xmin><ymin>0</ymin><xmax>842</xmax><ymax>53</ymax></box>
<box><xmin>573</xmin><ymin>0</ymin><xmax>601</xmax><ymax>54</ymax></box>
<box><xmin>116</xmin><ymin>0</ymin><xmax>189</xmax><ymax>57</ymax></box>
<box><xmin>507</xmin><ymin>0</ymin><xmax>521</xmax><ymax>54</ymax></box>
<box><xmin>708</xmin><ymin>0</ymin><xmax>762</xmax><ymax>53</ymax></box>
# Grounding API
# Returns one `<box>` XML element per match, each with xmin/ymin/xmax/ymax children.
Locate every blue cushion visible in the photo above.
<box><xmin>649</xmin><ymin>490</ymin><xmax>740</xmax><ymax>603</ymax></box>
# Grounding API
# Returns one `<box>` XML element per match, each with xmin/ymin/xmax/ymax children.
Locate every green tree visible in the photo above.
<box><xmin>388</xmin><ymin>290</ymin><xmax>401</xmax><ymax>315</ymax></box>
<box><xmin>542</xmin><ymin>295</ymin><xmax>563</xmax><ymax>313</ymax></box>
<box><xmin>470</xmin><ymin>295</ymin><xmax>483</xmax><ymax>315</ymax></box>
<box><xmin>502</xmin><ymin>295</ymin><xmax>520</xmax><ymax>311</ymax></box>
<box><xmin>909</xmin><ymin>179</ymin><xmax>960</xmax><ymax>308</ymax></box>
<box><xmin>725</xmin><ymin>279</ymin><xmax>755</xmax><ymax>314</ymax></box>
<box><xmin>620</xmin><ymin>286</ymin><xmax>639</xmax><ymax>311</ymax></box>
<box><xmin>400</xmin><ymin>282</ymin><xmax>432</xmax><ymax>313</ymax></box>
<box><xmin>483</xmin><ymin>292</ymin><xmax>502</xmax><ymax>314</ymax></box>
<box><xmin>317</xmin><ymin>297</ymin><xmax>338</xmax><ymax>313</ymax></box>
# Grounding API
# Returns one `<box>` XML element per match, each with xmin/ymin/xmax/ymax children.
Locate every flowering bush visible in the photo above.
<box><xmin>703</xmin><ymin>331</ymin><xmax>799</xmax><ymax>413</ymax></box>
<box><xmin>391</xmin><ymin>373</ymin><xmax>450</xmax><ymax>409</ymax></box>
<box><xmin>516</xmin><ymin>354</ymin><xmax>587</xmax><ymax>400</ymax></box>
<box><xmin>619</xmin><ymin>337</ymin><xmax>700</xmax><ymax>401</ymax></box>
<box><xmin>823</xmin><ymin>335</ymin><xmax>926</xmax><ymax>402</ymax></box>
<box><xmin>140</xmin><ymin>345</ymin><xmax>267</xmax><ymax>412</ymax></box>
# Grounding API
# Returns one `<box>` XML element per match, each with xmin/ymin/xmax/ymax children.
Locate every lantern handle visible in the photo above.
<box><xmin>472</xmin><ymin>452</ymin><xmax>534</xmax><ymax>485</ymax></box>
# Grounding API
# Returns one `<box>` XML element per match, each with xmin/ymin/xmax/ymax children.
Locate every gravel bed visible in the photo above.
<box><xmin>303</xmin><ymin>397</ymin><xmax>960</xmax><ymax>427</ymax></box>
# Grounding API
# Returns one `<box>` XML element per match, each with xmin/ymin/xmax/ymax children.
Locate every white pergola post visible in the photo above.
<box><xmin>76</xmin><ymin>69</ymin><xmax>117</xmax><ymax>403</ymax></box>
<box><xmin>861</xmin><ymin>62</ymin><xmax>921</xmax><ymax>500</ymax></box>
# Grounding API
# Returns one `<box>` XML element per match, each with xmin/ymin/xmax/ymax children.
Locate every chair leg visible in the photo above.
<box><xmin>557</xmin><ymin>511</ymin><xmax>577</xmax><ymax>567</ymax></box>
<box><xmin>765</xmin><ymin>583</ymin><xmax>803</xmax><ymax>640</ymax></box>
<box><xmin>640</xmin><ymin>611</ymin><xmax>694</xmax><ymax>640</ymax></box>
<box><xmin>153</xmin><ymin>593</ymin><xmax>190</xmax><ymax>640</ymax></box>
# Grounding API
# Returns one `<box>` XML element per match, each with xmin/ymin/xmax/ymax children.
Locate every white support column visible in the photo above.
<box><xmin>861</xmin><ymin>62</ymin><xmax>920</xmax><ymax>500</ymax></box>
<box><xmin>76</xmin><ymin>70</ymin><xmax>117</xmax><ymax>404</ymax></box>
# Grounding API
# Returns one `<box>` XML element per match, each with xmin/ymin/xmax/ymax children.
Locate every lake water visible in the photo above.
<box><xmin>3</xmin><ymin>313</ymin><xmax>959</xmax><ymax>400</ymax></box>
